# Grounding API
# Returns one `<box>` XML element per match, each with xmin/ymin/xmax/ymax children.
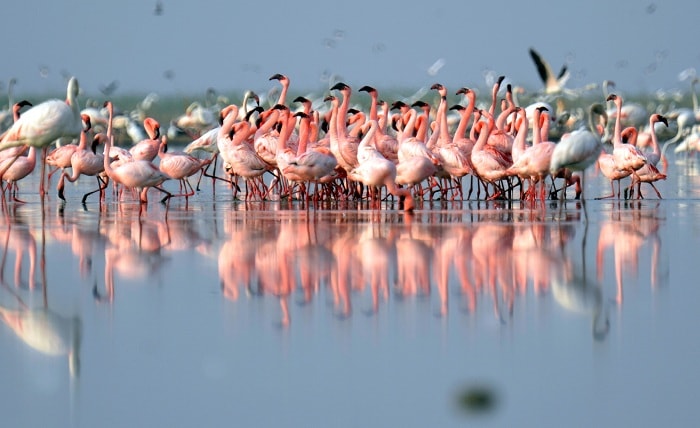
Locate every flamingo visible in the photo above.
<box><xmin>358</xmin><ymin>86</ymin><xmax>398</xmax><ymax>163</ymax></box>
<box><xmin>102</xmin><ymin>133</ymin><xmax>171</xmax><ymax>205</ymax></box>
<box><xmin>45</xmin><ymin>114</ymin><xmax>92</xmax><ymax>180</ymax></box>
<box><xmin>346</xmin><ymin>120</ymin><xmax>414</xmax><ymax>212</ymax></box>
<box><xmin>57</xmin><ymin>128</ymin><xmax>108</xmax><ymax>204</ymax></box>
<box><xmin>129</xmin><ymin>118</ymin><xmax>161</xmax><ymax>161</ymax></box>
<box><xmin>269</xmin><ymin>73</ymin><xmax>291</xmax><ymax>106</ymax></box>
<box><xmin>0</xmin><ymin>100</ymin><xmax>33</xmax><ymax>162</ymax></box>
<box><xmin>470</xmin><ymin>110</ymin><xmax>512</xmax><ymax>199</ymax></box>
<box><xmin>549</xmin><ymin>103</ymin><xmax>604</xmax><ymax>201</ymax></box>
<box><xmin>0</xmin><ymin>78</ymin><xmax>18</xmax><ymax>132</ymax></box>
<box><xmin>596</xmin><ymin>149</ymin><xmax>633</xmax><ymax>199</ymax></box>
<box><xmin>281</xmin><ymin>112</ymin><xmax>338</xmax><ymax>201</ymax></box>
<box><xmin>217</xmin><ymin>105</ymin><xmax>269</xmax><ymax>199</ymax></box>
<box><xmin>629</xmin><ymin>114</ymin><xmax>668</xmax><ymax>199</ymax></box>
<box><xmin>0</xmin><ymin>145</ymin><xmax>36</xmax><ymax>203</ymax></box>
<box><xmin>427</xmin><ymin>83</ymin><xmax>472</xmax><ymax>199</ymax></box>
<box><xmin>608</xmin><ymin>94</ymin><xmax>647</xmax><ymax>182</ymax></box>
<box><xmin>0</xmin><ymin>77</ymin><xmax>83</xmax><ymax>197</ymax></box>
<box><xmin>513</xmin><ymin>107</ymin><xmax>557</xmax><ymax>200</ymax></box>
<box><xmin>528</xmin><ymin>47</ymin><xmax>570</xmax><ymax>95</ymax></box>
<box><xmin>157</xmin><ymin>135</ymin><xmax>211</xmax><ymax>199</ymax></box>
<box><xmin>328</xmin><ymin>83</ymin><xmax>360</xmax><ymax>171</ymax></box>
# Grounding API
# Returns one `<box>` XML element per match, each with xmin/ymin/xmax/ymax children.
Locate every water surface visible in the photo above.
<box><xmin>1</xmin><ymin>157</ymin><xmax>699</xmax><ymax>427</ymax></box>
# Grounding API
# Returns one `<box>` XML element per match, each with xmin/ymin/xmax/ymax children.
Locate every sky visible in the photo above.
<box><xmin>2</xmin><ymin>0</ymin><xmax>699</xmax><ymax>100</ymax></box>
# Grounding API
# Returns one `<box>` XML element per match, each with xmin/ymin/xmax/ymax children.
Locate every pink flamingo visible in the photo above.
<box><xmin>358</xmin><ymin>86</ymin><xmax>398</xmax><ymax>163</ymax></box>
<box><xmin>0</xmin><ymin>146</ymin><xmax>36</xmax><ymax>203</ymax></box>
<box><xmin>157</xmin><ymin>135</ymin><xmax>211</xmax><ymax>199</ymax></box>
<box><xmin>508</xmin><ymin>107</ymin><xmax>557</xmax><ymax>200</ymax></box>
<box><xmin>45</xmin><ymin>114</ymin><xmax>92</xmax><ymax>180</ymax></box>
<box><xmin>629</xmin><ymin>114</ymin><xmax>668</xmax><ymax>198</ymax></box>
<box><xmin>217</xmin><ymin>105</ymin><xmax>270</xmax><ymax>200</ymax></box>
<box><xmin>0</xmin><ymin>100</ymin><xmax>33</xmax><ymax>162</ymax></box>
<box><xmin>129</xmin><ymin>118</ymin><xmax>161</xmax><ymax>161</ymax></box>
<box><xmin>102</xmin><ymin>133</ymin><xmax>171</xmax><ymax>205</ymax></box>
<box><xmin>57</xmin><ymin>128</ymin><xmax>108</xmax><ymax>204</ymax></box>
<box><xmin>608</xmin><ymin>94</ymin><xmax>647</xmax><ymax>178</ymax></box>
<box><xmin>347</xmin><ymin>120</ymin><xmax>414</xmax><ymax>212</ymax></box>
<box><xmin>470</xmin><ymin>110</ymin><xmax>513</xmax><ymax>199</ymax></box>
<box><xmin>282</xmin><ymin>112</ymin><xmax>338</xmax><ymax>201</ymax></box>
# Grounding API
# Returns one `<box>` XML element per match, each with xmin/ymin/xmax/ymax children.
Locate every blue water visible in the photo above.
<box><xmin>1</xmin><ymin>158</ymin><xmax>700</xmax><ymax>427</ymax></box>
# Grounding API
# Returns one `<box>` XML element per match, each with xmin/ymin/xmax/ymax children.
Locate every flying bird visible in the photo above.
<box><xmin>529</xmin><ymin>48</ymin><xmax>570</xmax><ymax>95</ymax></box>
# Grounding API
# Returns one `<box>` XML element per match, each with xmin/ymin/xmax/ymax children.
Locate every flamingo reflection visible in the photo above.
<box><xmin>596</xmin><ymin>202</ymin><xmax>666</xmax><ymax>304</ymax></box>
<box><xmin>552</xmin><ymin>223</ymin><xmax>611</xmax><ymax>341</ymax></box>
<box><xmin>0</xmin><ymin>215</ymin><xmax>81</xmax><ymax>378</ymax></box>
<box><xmin>97</xmin><ymin>211</ymin><xmax>170</xmax><ymax>302</ymax></box>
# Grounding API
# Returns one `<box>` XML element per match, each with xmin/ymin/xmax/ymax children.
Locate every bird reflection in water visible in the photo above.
<box><xmin>95</xmin><ymin>206</ymin><xmax>170</xmax><ymax>302</ymax></box>
<box><xmin>0</xmin><ymin>210</ymin><xmax>37</xmax><ymax>289</ymax></box>
<box><xmin>0</xmin><ymin>211</ymin><xmax>81</xmax><ymax>378</ymax></box>
<box><xmin>551</xmin><ymin>220</ymin><xmax>611</xmax><ymax>341</ymax></box>
<box><xmin>596</xmin><ymin>201</ymin><xmax>667</xmax><ymax>304</ymax></box>
<box><xmin>0</xmin><ymin>200</ymin><xmax>671</xmax><ymax>333</ymax></box>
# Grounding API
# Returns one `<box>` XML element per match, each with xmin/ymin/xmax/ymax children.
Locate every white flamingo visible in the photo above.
<box><xmin>0</xmin><ymin>77</ymin><xmax>83</xmax><ymax>196</ymax></box>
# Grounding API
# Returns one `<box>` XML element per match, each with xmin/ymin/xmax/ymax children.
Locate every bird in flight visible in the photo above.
<box><xmin>529</xmin><ymin>47</ymin><xmax>570</xmax><ymax>95</ymax></box>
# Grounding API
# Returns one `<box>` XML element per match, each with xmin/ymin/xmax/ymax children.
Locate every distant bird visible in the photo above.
<box><xmin>529</xmin><ymin>48</ymin><xmax>570</xmax><ymax>95</ymax></box>
<box><xmin>154</xmin><ymin>1</ymin><xmax>163</xmax><ymax>15</ymax></box>
<box><xmin>98</xmin><ymin>80</ymin><xmax>119</xmax><ymax>96</ymax></box>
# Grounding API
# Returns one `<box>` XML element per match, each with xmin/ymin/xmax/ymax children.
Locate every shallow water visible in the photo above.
<box><xmin>1</xmin><ymin>155</ymin><xmax>700</xmax><ymax>427</ymax></box>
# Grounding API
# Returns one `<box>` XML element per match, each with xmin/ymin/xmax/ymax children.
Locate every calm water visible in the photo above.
<box><xmin>2</xmin><ymin>154</ymin><xmax>700</xmax><ymax>427</ymax></box>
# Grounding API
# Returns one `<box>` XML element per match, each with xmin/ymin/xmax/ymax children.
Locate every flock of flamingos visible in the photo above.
<box><xmin>0</xmin><ymin>72</ymin><xmax>698</xmax><ymax>212</ymax></box>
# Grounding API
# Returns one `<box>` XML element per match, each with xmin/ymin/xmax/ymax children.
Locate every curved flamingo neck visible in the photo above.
<box><xmin>649</xmin><ymin>116</ymin><xmax>661</xmax><ymax>156</ymax></box>
<box><xmin>399</xmin><ymin>109</ymin><xmax>417</xmax><ymax>143</ymax></box>
<box><xmin>103</xmin><ymin>136</ymin><xmax>114</xmax><ymax>176</ymax></box>
<box><xmin>359</xmin><ymin>120</ymin><xmax>378</xmax><ymax>151</ymax></box>
<box><xmin>473</xmin><ymin>113</ymin><xmax>493</xmax><ymax>151</ymax></box>
<box><xmin>539</xmin><ymin>113</ymin><xmax>551</xmax><ymax>142</ymax></box>
<box><xmin>368</xmin><ymin>91</ymin><xmax>378</xmax><ymax>122</ymax></box>
<box><xmin>105</xmin><ymin>102</ymin><xmax>114</xmax><ymax>142</ymax></box>
<box><xmin>255</xmin><ymin>108</ymin><xmax>280</xmax><ymax>138</ymax></box>
<box><xmin>378</xmin><ymin>101</ymin><xmax>389</xmax><ymax>133</ymax></box>
<box><xmin>452</xmin><ymin>108</ymin><xmax>469</xmax><ymax>142</ymax></box>
<box><xmin>337</xmin><ymin>89</ymin><xmax>352</xmax><ymax>136</ymax></box>
<box><xmin>514</xmin><ymin>110</ymin><xmax>528</xmax><ymax>151</ymax></box>
<box><xmin>532</xmin><ymin>109</ymin><xmax>542</xmax><ymax>145</ymax></box>
<box><xmin>77</xmin><ymin>128</ymin><xmax>89</xmax><ymax>151</ymax></box>
<box><xmin>437</xmin><ymin>97</ymin><xmax>450</xmax><ymax>146</ymax></box>
<box><xmin>415</xmin><ymin>112</ymin><xmax>429</xmax><ymax>142</ymax></box>
<box><xmin>470</xmin><ymin>111</ymin><xmax>483</xmax><ymax>141</ymax></box>
<box><xmin>277</xmin><ymin>79</ymin><xmax>289</xmax><ymax>106</ymax></box>
<box><xmin>297</xmin><ymin>116</ymin><xmax>310</xmax><ymax>156</ymax></box>
<box><xmin>613</xmin><ymin>97</ymin><xmax>623</xmax><ymax>145</ymax></box>
<box><xmin>457</xmin><ymin>92</ymin><xmax>476</xmax><ymax>141</ymax></box>
<box><xmin>278</xmin><ymin>111</ymin><xmax>295</xmax><ymax>151</ymax></box>
<box><xmin>328</xmin><ymin>98</ymin><xmax>340</xmax><ymax>150</ymax></box>
<box><xmin>622</xmin><ymin>127</ymin><xmax>638</xmax><ymax>146</ymax></box>
<box><xmin>220</xmin><ymin>106</ymin><xmax>240</xmax><ymax>139</ymax></box>
<box><xmin>489</xmin><ymin>80</ymin><xmax>501</xmax><ymax>117</ymax></box>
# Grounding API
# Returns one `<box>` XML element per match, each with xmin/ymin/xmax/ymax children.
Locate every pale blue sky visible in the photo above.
<box><xmin>2</xmin><ymin>0</ymin><xmax>698</xmax><ymax>97</ymax></box>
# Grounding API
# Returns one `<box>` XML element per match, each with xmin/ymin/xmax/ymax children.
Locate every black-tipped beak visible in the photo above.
<box><xmin>330</xmin><ymin>82</ymin><xmax>349</xmax><ymax>91</ymax></box>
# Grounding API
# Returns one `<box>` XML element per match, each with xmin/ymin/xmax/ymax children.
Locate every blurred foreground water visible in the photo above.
<box><xmin>2</xmin><ymin>163</ymin><xmax>700</xmax><ymax>426</ymax></box>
